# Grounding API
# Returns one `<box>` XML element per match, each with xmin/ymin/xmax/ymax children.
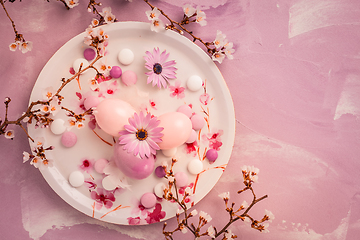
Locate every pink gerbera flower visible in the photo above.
<box><xmin>119</xmin><ymin>112</ymin><xmax>164</xmax><ymax>159</ymax></box>
<box><xmin>144</xmin><ymin>48</ymin><xmax>177</xmax><ymax>89</ymax></box>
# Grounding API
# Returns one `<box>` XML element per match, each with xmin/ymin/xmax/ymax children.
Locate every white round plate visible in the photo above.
<box><xmin>28</xmin><ymin>22</ymin><xmax>235</xmax><ymax>225</ymax></box>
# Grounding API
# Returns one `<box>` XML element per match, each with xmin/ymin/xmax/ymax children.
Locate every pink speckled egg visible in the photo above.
<box><xmin>157</xmin><ymin>112</ymin><xmax>192</xmax><ymax>150</ymax></box>
<box><xmin>113</xmin><ymin>144</ymin><xmax>155</xmax><ymax>179</ymax></box>
<box><xmin>94</xmin><ymin>98</ymin><xmax>135</xmax><ymax>137</ymax></box>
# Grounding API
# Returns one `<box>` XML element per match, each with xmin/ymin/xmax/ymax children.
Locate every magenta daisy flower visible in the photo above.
<box><xmin>144</xmin><ymin>47</ymin><xmax>177</xmax><ymax>89</ymax></box>
<box><xmin>119</xmin><ymin>111</ymin><xmax>164</xmax><ymax>159</ymax></box>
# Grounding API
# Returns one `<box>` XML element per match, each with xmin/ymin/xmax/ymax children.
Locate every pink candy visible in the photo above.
<box><xmin>83</xmin><ymin>48</ymin><xmax>96</xmax><ymax>61</ymax></box>
<box><xmin>175</xmin><ymin>172</ymin><xmax>188</xmax><ymax>187</ymax></box>
<box><xmin>94</xmin><ymin>158</ymin><xmax>109</xmax><ymax>173</ymax></box>
<box><xmin>61</xmin><ymin>131</ymin><xmax>77</xmax><ymax>148</ymax></box>
<box><xmin>191</xmin><ymin>114</ymin><xmax>205</xmax><ymax>130</ymax></box>
<box><xmin>140</xmin><ymin>192</ymin><xmax>157</xmax><ymax>209</ymax></box>
<box><xmin>121</xmin><ymin>70</ymin><xmax>137</xmax><ymax>86</ymax></box>
<box><xmin>206</xmin><ymin>149</ymin><xmax>218</xmax><ymax>163</ymax></box>
<box><xmin>110</xmin><ymin>66</ymin><xmax>122</xmax><ymax>78</ymax></box>
<box><xmin>177</xmin><ymin>105</ymin><xmax>192</xmax><ymax>118</ymax></box>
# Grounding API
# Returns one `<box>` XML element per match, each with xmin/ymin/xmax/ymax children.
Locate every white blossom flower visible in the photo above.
<box><xmin>91</xmin><ymin>18</ymin><xmax>100</xmax><ymax>27</ymax></box>
<box><xmin>42</xmin><ymin>86</ymin><xmax>56</xmax><ymax>101</ymax></box>
<box><xmin>101</xmin><ymin>7</ymin><xmax>112</xmax><ymax>16</ymax></box>
<box><xmin>65</xmin><ymin>0</ymin><xmax>79</xmax><ymax>9</ymax></box>
<box><xmin>104</xmin><ymin>12</ymin><xmax>116</xmax><ymax>24</ymax></box>
<box><xmin>207</xmin><ymin>225</ymin><xmax>216</xmax><ymax>238</ymax></box>
<box><xmin>241</xmin><ymin>200</ymin><xmax>249</xmax><ymax>209</ymax></box>
<box><xmin>30</xmin><ymin>156</ymin><xmax>41</xmax><ymax>168</ymax></box>
<box><xmin>199</xmin><ymin>211</ymin><xmax>212</xmax><ymax>223</ymax></box>
<box><xmin>150</xmin><ymin>19</ymin><xmax>165</xmax><ymax>32</ymax></box>
<box><xmin>264</xmin><ymin>209</ymin><xmax>275</xmax><ymax>222</ymax></box>
<box><xmin>9</xmin><ymin>42</ymin><xmax>19</xmax><ymax>52</ymax></box>
<box><xmin>19</xmin><ymin>41</ymin><xmax>33</xmax><ymax>53</ymax></box>
<box><xmin>242</xmin><ymin>165</ymin><xmax>260</xmax><ymax>182</ymax></box>
<box><xmin>212</xmin><ymin>51</ymin><xmax>225</xmax><ymax>63</ymax></box>
<box><xmin>145</xmin><ymin>7</ymin><xmax>161</xmax><ymax>20</ymax></box>
<box><xmin>218</xmin><ymin>192</ymin><xmax>230</xmax><ymax>200</ymax></box>
<box><xmin>195</xmin><ymin>9</ymin><xmax>207</xmax><ymax>26</ymax></box>
<box><xmin>23</xmin><ymin>151</ymin><xmax>31</xmax><ymax>163</ymax></box>
<box><xmin>181</xmin><ymin>227</ymin><xmax>188</xmax><ymax>234</ymax></box>
<box><xmin>39</xmin><ymin>158</ymin><xmax>54</xmax><ymax>170</ymax></box>
<box><xmin>4</xmin><ymin>130</ymin><xmax>15</xmax><ymax>139</ymax></box>
<box><xmin>184</xmin><ymin>187</ymin><xmax>192</xmax><ymax>195</ymax></box>
<box><xmin>183</xmin><ymin>4</ymin><xmax>196</xmax><ymax>17</ymax></box>
<box><xmin>31</xmin><ymin>137</ymin><xmax>45</xmax><ymax>148</ymax></box>
<box><xmin>190</xmin><ymin>209</ymin><xmax>198</xmax><ymax>216</ymax></box>
<box><xmin>262</xmin><ymin>222</ymin><xmax>270</xmax><ymax>233</ymax></box>
<box><xmin>224</xmin><ymin>229</ymin><xmax>234</xmax><ymax>239</ymax></box>
<box><xmin>214</xmin><ymin>30</ymin><xmax>227</xmax><ymax>49</ymax></box>
<box><xmin>224</xmin><ymin>41</ymin><xmax>235</xmax><ymax>59</ymax></box>
<box><xmin>167</xmin><ymin>176</ymin><xmax>175</xmax><ymax>183</ymax></box>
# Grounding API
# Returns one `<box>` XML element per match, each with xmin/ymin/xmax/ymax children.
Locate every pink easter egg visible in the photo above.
<box><xmin>157</xmin><ymin>112</ymin><xmax>192</xmax><ymax>150</ymax></box>
<box><xmin>83</xmin><ymin>48</ymin><xmax>96</xmax><ymax>61</ymax></box>
<box><xmin>113</xmin><ymin>143</ymin><xmax>155</xmax><ymax>179</ymax></box>
<box><xmin>110</xmin><ymin>66</ymin><xmax>122</xmax><ymax>78</ymax></box>
<box><xmin>94</xmin><ymin>158</ymin><xmax>109</xmax><ymax>173</ymax></box>
<box><xmin>175</xmin><ymin>172</ymin><xmax>188</xmax><ymax>187</ymax></box>
<box><xmin>94</xmin><ymin>98</ymin><xmax>135</xmax><ymax>137</ymax></box>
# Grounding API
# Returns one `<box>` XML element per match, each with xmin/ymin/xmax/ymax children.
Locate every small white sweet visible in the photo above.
<box><xmin>186</xmin><ymin>75</ymin><xmax>203</xmax><ymax>92</ymax></box>
<box><xmin>187</xmin><ymin>159</ymin><xmax>203</xmax><ymax>175</ymax></box>
<box><xmin>69</xmin><ymin>171</ymin><xmax>84</xmax><ymax>187</ymax></box>
<box><xmin>50</xmin><ymin>118</ymin><xmax>66</xmax><ymax>135</ymax></box>
<box><xmin>118</xmin><ymin>48</ymin><xmax>134</xmax><ymax>65</ymax></box>
<box><xmin>154</xmin><ymin>182</ymin><xmax>166</xmax><ymax>198</ymax></box>
<box><xmin>73</xmin><ymin>58</ymin><xmax>89</xmax><ymax>73</ymax></box>
<box><xmin>102</xmin><ymin>175</ymin><xmax>117</xmax><ymax>191</ymax></box>
<box><xmin>162</xmin><ymin>148</ymin><xmax>177</xmax><ymax>157</ymax></box>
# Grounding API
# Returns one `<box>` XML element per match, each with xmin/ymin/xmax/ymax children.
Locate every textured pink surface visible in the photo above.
<box><xmin>1</xmin><ymin>0</ymin><xmax>360</xmax><ymax>239</ymax></box>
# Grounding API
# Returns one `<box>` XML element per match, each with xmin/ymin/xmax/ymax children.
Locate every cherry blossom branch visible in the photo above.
<box><xmin>161</xmin><ymin>164</ymin><xmax>272</xmax><ymax>239</ymax></box>
<box><xmin>143</xmin><ymin>0</ymin><xmax>235</xmax><ymax>63</ymax></box>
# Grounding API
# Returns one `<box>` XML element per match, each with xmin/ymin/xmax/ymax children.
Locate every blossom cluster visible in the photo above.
<box><xmin>22</xmin><ymin>137</ymin><xmax>54</xmax><ymax>170</ymax></box>
<box><xmin>9</xmin><ymin>38</ymin><xmax>33</xmax><ymax>53</ymax></box>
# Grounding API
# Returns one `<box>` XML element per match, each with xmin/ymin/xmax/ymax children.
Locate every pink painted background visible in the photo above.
<box><xmin>1</xmin><ymin>0</ymin><xmax>360</xmax><ymax>239</ymax></box>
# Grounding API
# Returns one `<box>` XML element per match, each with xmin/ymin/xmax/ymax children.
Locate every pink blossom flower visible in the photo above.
<box><xmin>145</xmin><ymin>203</ymin><xmax>166</xmax><ymax>224</ymax></box>
<box><xmin>91</xmin><ymin>188</ymin><xmax>115</xmax><ymax>210</ymax></box>
<box><xmin>200</xmin><ymin>93</ymin><xmax>211</xmax><ymax>105</ymax></box>
<box><xmin>98</xmin><ymin>80</ymin><xmax>118</xmax><ymax>98</ymax></box>
<box><xmin>169</xmin><ymin>81</ymin><xmax>185</xmax><ymax>99</ymax></box>
<box><xmin>119</xmin><ymin>112</ymin><xmax>163</xmax><ymax>159</ymax></box>
<box><xmin>144</xmin><ymin>48</ymin><xmax>177</xmax><ymax>89</ymax></box>
<box><xmin>149</xmin><ymin>99</ymin><xmax>157</xmax><ymax>110</ymax></box>
<box><xmin>79</xmin><ymin>158</ymin><xmax>95</xmax><ymax>173</ymax></box>
<box><xmin>202</xmin><ymin>129</ymin><xmax>223</xmax><ymax>151</ymax></box>
<box><xmin>185</xmin><ymin>141</ymin><xmax>198</xmax><ymax>156</ymax></box>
